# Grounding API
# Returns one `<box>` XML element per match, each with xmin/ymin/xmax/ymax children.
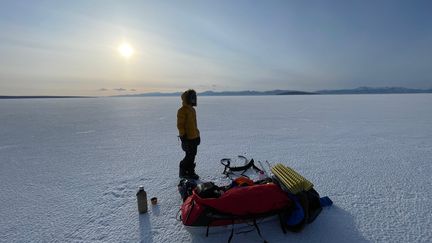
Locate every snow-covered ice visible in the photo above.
<box><xmin>1</xmin><ymin>94</ymin><xmax>431</xmax><ymax>242</ymax></box>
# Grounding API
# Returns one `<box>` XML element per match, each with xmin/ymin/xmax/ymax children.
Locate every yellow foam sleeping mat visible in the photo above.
<box><xmin>271</xmin><ymin>163</ymin><xmax>313</xmax><ymax>194</ymax></box>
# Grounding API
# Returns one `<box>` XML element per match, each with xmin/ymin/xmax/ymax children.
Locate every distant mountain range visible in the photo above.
<box><xmin>200</xmin><ymin>90</ymin><xmax>316</xmax><ymax>96</ymax></box>
<box><xmin>115</xmin><ymin>87</ymin><xmax>432</xmax><ymax>97</ymax></box>
<box><xmin>1</xmin><ymin>87</ymin><xmax>431</xmax><ymax>99</ymax></box>
<box><xmin>112</xmin><ymin>90</ymin><xmax>316</xmax><ymax>97</ymax></box>
<box><xmin>0</xmin><ymin>96</ymin><xmax>94</xmax><ymax>99</ymax></box>
<box><xmin>316</xmin><ymin>86</ymin><xmax>432</xmax><ymax>94</ymax></box>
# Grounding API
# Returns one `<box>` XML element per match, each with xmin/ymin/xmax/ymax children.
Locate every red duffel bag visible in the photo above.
<box><xmin>181</xmin><ymin>183</ymin><xmax>293</xmax><ymax>227</ymax></box>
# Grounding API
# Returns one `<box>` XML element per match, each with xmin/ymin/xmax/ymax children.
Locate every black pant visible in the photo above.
<box><xmin>180</xmin><ymin>137</ymin><xmax>200</xmax><ymax>173</ymax></box>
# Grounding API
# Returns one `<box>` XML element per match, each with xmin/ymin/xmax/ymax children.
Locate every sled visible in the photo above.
<box><xmin>178</xmin><ymin>157</ymin><xmax>332</xmax><ymax>242</ymax></box>
<box><xmin>184</xmin><ymin>215</ymin><xmax>279</xmax><ymax>235</ymax></box>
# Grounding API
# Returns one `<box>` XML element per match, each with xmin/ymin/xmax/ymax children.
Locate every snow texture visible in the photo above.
<box><xmin>1</xmin><ymin>94</ymin><xmax>431</xmax><ymax>242</ymax></box>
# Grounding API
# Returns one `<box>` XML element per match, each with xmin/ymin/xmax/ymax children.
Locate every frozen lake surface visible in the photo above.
<box><xmin>1</xmin><ymin>94</ymin><xmax>431</xmax><ymax>242</ymax></box>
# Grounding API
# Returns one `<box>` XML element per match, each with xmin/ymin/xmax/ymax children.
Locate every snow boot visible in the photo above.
<box><xmin>188</xmin><ymin>172</ymin><xmax>200</xmax><ymax>180</ymax></box>
<box><xmin>188</xmin><ymin>163</ymin><xmax>199</xmax><ymax>180</ymax></box>
<box><xmin>180</xmin><ymin>170</ymin><xmax>199</xmax><ymax>180</ymax></box>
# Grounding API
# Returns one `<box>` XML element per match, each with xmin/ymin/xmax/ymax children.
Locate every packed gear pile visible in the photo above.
<box><xmin>177</xmin><ymin>157</ymin><xmax>333</xmax><ymax>242</ymax></box>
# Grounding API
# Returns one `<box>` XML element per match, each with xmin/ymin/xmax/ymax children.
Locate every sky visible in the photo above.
<box><xmin>0</xmin><ymin>0</ymin><xmax>431</xmax><ymax>96</ymax></box>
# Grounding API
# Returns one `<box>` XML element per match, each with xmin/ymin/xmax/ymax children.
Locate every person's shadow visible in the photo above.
<box><xmin>190</xmin><ymin>205</ymin><xmax>368</xmax><ymax>243</ymax></box>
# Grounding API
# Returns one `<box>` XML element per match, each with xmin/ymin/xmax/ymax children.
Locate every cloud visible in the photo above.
<box><xmin>100</xmin><ymin>88</ymin><xmax>136</xmax><ymax>92</ymax></box>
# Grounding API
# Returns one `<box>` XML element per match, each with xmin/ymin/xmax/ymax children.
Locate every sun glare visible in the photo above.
<box><xmin>118</xmin><ymin>42</ymin><xmax>134</xmax><ymax>59</ymax></box>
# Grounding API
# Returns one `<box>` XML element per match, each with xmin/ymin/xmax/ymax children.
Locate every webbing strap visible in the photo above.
<box><xmin>278</xmin><ymin>213</ymin><xmax>287</xmax><ymax>234</ymax></box>
<box><xmin>221</xmin><ymin>158</ymin><xmax>263</xmax><ymax>178</ymax></box>
<box><xmin>227</xmin><ymin>220</ymin><xmax>235</xmax><ymax>243</ymax></box>
<box><xmin>185</xmin><ymin>200</ymin><xmax>195</xmax><ymax>224</ymax></box>
<box><xmin>253</xmin><ymin>219</ymin><xmax>268</xmax><ymax>243</ymax></box>
<box><xmin>176</xmin><ymin>209</ymin><xmax>182</xmax><ymax>221</ymax></box>
<box><xmin>224</xmin><ymin>218</ymin><xmax>270</xmax><ymax>243</ymax></box>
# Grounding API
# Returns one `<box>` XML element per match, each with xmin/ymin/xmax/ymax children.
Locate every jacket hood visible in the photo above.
<box><xmin>181</xmin><ymin>91</ymin><xmax>189</xmax><ymax>106</ymax></box>
<box><xmin>181</xmin><ymin>89</ymin><xmax>197</xmax><ymax>106</ymax></box>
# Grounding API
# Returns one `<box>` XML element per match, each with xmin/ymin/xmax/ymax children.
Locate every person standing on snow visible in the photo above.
<box><xmin>177</xmin><ymin>89</ymin><xmax>200</xmax><ymax>179</ymax></box>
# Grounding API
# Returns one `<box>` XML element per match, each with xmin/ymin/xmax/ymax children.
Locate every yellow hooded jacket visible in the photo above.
<box><xmin>177</xmin><ymin>93</ymin><xmax>200</xmax><ymax>139</ymax></box>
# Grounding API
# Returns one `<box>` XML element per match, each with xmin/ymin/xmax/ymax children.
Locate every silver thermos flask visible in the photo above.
<box><xmin>137</xmin><ymin>186</ymin><xmax>148</xmax><ymax>214</ymax></box>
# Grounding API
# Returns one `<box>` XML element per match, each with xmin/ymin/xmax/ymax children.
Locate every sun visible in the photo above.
<box><xmin>118</xmin><ymin>42</ymin><xmax>134</xmax><ymax>59</ymax></box>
